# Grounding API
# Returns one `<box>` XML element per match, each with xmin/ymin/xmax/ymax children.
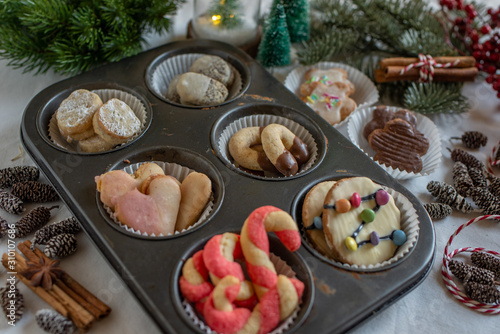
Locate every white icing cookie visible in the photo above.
<box><xmin>322</xmin><ymin>177</ymin><xmax>401</xmax><ymax>266</ymax></box>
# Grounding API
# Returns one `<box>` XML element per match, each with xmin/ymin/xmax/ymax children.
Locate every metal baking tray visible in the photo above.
<box><xmin>20</xmin><ymin>39</ymin><xmax>435</xmax><ymax>333</ymax></box>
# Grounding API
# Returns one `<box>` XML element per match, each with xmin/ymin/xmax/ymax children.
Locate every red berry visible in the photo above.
<box><xmin>473</xmin><ymin>50</ymin><xmax>482</xmax><ymax>59</ymax></box>
<box><xmin>486</xmin><ymin>65</ymin><xmax>497</xmax><ymax>74</ymax></box>
<box><xmin>497</xmin><ymin>92</ymin><xmax>500</xmax><ymax>98</ymax></box>
<box><xmin>481</xmin><ymin>25</ymin><xmax>492</xmax><ymax>34</ymax></box>
<box><xmin>486</xmin><ymin>75</ymin><xmax>495</xmax><ymax>83</ymax></box>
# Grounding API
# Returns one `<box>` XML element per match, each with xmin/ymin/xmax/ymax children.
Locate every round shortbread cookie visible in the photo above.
<box><xmin>56</xmin><ymin>89</ymin><xmax>102</xmax><ymax>142</ymax></box>
<box><xmin>94</xmin><ymin>98</ymin><xmax>141</xmax><ymax>145</ymax></box>
<box><xmin>322</xmin><ymin>177</ymin><xmax>401</xmax><ymax>266</ymax></box>
<box><xmin>78</xmin><ymin>134</ymin><xmax>114</xmax><ymax>153</ymax></box>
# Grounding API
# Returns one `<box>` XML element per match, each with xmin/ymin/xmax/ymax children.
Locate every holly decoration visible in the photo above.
<box><xmin>257</xmin><ymin>0</ymin><xmax>292</xmax><ymax>67</ymax></box>
<box><xmin>439</xmin><ymin>0</ymin><xmax>500</xmax><ymax>98</ymax></box>
<box><xmin>0</xmin><ymin>0</ymin><xmax>186</xmax><ymax>76</ymax></box>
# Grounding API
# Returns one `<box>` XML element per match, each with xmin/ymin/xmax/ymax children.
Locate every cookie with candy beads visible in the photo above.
<box><xmin>321</xmin><ymin>177</ymin><xmax>405</xmax><ymax>266</ymax></box>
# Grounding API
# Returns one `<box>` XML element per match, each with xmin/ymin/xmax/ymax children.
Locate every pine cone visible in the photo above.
<box><xmin>469</xmin><ymin>187</ymin><xmax>500</xmax><ymax>215</ymax></box>
<box><xmin>14</xmin><ymin>206</ymin><xmax>57</xmax><ymax>238</ymax></box>
<box><xmin>449</xmin><ymin>259</ymin><xmax>495</xmax><ymax>286</ymax></box>
<box><xmin>0</xmin><ymin>166</ymin><xmax>39</xmax><ymax>189</ymax></box>
<box><xmin>44</xmin><ymin>234</ymin><xmax>77</xmax><ymax>258</ymax></box>
<box><xmin>468</xmin><ymin>167</ymin><xmax>488</xmax><ymax>189</ymax></box>
<box><xmin>455</xmin><ymin>131</ymin><xmax>488</xmax><ymax>149</ymax></box>
<box><xmin>463</xmin><ymin>280</ymin><xmax>500</xmax><ymax>304</ymax></box>
<box><xmin>0</xmin><ymin>283</ymin><xmax>24</xmax><ymax>323</ymax></box>
<box><xmin>452</xmin><ymin>161</ymin><xmax>473</xmax><ymax>197</ymax></box>
<box><xmin>32</xmin><ymin>217</ymin><xmax>81</xmax><ymax>247</ymax></box>
<box><xmin>487</xmin><ymin>174</ymin><xmax>500</xmax><ymax>198</ymax></box>
<box><xmin>450</xmin><ymin>148</ymin><xmax>485</xmax><ymax>170</ymax></box>
<box><xmin>423</xmin><ymin>203</ymin><xmax>452</xmax><ymax>220</ymax></box>
<box><xmin>0</xmin><ymin>190</ymin><xmax>24</xmax><ymax>214</ymax></box>
<box><xmin>471</xmin><ymin>252</ymin><xmax>500</xmax><ymax>279</ymax></box>
<box><xmin>426</xmin><ymin>181</ymin><xmax>475</xmax><ymax>213</ymax></box>
<box><xmin>11</xmin><ymin>181</ymin><xmax>59</xmax><ymax>203</ymax></box>
<box><xmin>35</xmin><ymin>309</ymin><xmax>76</xmax><ymax>334</ymax></box>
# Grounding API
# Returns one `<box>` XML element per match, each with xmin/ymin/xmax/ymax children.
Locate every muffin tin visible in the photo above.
<box><xmin>20</xmin><ymin>40</ymin><xmax>435</xmax><ymax>333</ymax></box>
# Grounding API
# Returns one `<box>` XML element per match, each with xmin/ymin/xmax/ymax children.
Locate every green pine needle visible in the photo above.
<box><xmin>403</xmin><ymin>82</ymin><xmax>469</xmax><ymax>114</ymax></box>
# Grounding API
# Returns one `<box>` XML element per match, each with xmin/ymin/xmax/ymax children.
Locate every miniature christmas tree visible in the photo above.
<box><xmin>283</xmin><ymin>0</ymin><xmax>310</xmax><ymax>43</ymax></box>
<box><xmin>257</xmin><ymin>0</ymin><xmax>292</xmax><ymax>68</ymax></box>
<box><xmin>208</xmin><ymin>0</ymin><xmax>242</xmax><ymax>29</ymax></box>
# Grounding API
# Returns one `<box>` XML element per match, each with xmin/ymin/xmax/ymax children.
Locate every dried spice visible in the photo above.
<box><xmin>450</xmin><ymin>148</ymin><xmax>485</xmax><ymax>170</ymax></box>
<box><xmin>0</xmin><ymin>283</ymin><xmax>24</xmax><ymax>322</ymax></box>
<box><xmin>451</xmin><ymin>131</ymin><xmax>488</xmax><ymax>149</ymax></box>
<box><xmin>32</xmin><ymin>217</ymin><xmax>81</xmax><ymax>248</ymax></box>
<box><xmin>22</xmin><ymin>257</ymin><xmax>64</xmax><ymax>290</ymax></box>
<box><xmin>35</xmin><ymin>309</ymin><xmax>76</xmax><ymax>334</ymax></box>
<box><xmin>14</xmin><ymin>206</ymin><xmax>58</xmax><ymax>238</ymax></box>
<box><xmin>423</xmin><ymin>203</ymin><xmax>452</xmax><ymax>220</ymax></box>
<box><xmin>452</xmin><ymin>161</ymin><xmax>474</xmax><ymax>196</ymax></box>
<box><xmin>469</xmin><ymin>187</ymin><xmax>500</xmax><ymax>215</ymax></box>
<box><xmin>426</xmin><ymin>181</ymin><xmax>475</xmax><ymax>213</ymax></box>
<box><xmin>463</xmin><ymin>279</ymin><xmax>500</xmax><ymax>304</ymax></box>
<box><xmin>11</xmin><ymin>181</ymin><xmax>59</xmax><ymax>203</ymax></box>
<box><xmin>0</xmin><ymin>166</ymin><xmax>39</xmax><ymax>189</ymax></box>
<box><xmin>44</xmin><ymin>234</ymin><xmax>77</xmax><ymax>258</ymax></box>
<box><xmin>468</xmin><ymin>167</ymin><xmax>488</xmax><ymax>189</ymax></box>
<box><xmin>0</xmin><ymin>190</ymin><xmax>24</xmax><ymax>214</ymax></box>
<box><xmin>471</xmin><ymin>252</ymin><xmax>500</xmax><ymax>279</ymax></box>
<box><xmin>449</xmin><ymin>260</ymin><xmax>496</xmax><ymax>286</ymax></box>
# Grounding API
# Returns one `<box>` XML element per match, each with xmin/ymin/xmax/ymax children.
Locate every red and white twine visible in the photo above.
<box><xmin>487</xmin><ymin>139</ymin><xmax>500</xmax><ymax>175</ymax></box>
<box><xmin>400</xmin><ymin>54</ymin><xmax>460</xmax><ymax>82</ymax></box>
<box><xmin>441</xmin><ymin>214</ymin><xmax>500</xmax><ymax>314</ymax></box>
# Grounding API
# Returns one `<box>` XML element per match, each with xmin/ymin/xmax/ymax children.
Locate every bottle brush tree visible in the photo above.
<box><xmin>283</xmin><ymin>0</ymin><xmax>310</xmax><ymax>43</ymax></box>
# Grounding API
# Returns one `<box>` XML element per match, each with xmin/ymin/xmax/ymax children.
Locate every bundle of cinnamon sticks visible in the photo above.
<box><xmin>374</xmin><ymin>56</ymin><xmax>478</xmax><ymax>83</ymax></box>
<box><xmin>1</xmin><ymin>240</ymin><xmax>111</xmax><ymax>332</ymax></box>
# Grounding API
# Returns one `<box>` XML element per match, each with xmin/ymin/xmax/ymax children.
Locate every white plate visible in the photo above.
<box><xmin>284</xmin><ymin>62</ymin><xmax>379</xmax><ymax>128</ymax></box>
<box><xmin>347</xmin><ymin>106</ymin><xmax>442</xmax><ymax>179</ymax></box>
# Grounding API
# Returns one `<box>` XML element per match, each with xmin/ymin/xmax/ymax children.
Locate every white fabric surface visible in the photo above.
<box><xmin>0</xmin><ymin>0</ymin><xmax>499</xmax><ymax>333</ymax></box>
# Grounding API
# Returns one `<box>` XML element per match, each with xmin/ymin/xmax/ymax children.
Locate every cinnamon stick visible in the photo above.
<box><xmin>18</xmin><ymin>241</ymin><xmax>107</xmax><ymax>319</ymax></box>
<box><xmin>379</xmin><ymin>56</ymin><xmax>476</xmax><ymax>69</ymax></box>
<box><xmin>374</xmin><ymin>66</ymin><xmax>478</xmax><ymax>83</ymax></box>
<box><xmin>1</xmin><ymin>252</ymin><xmax>69</xmax><ymax>317</ymax></box>
<box><xmin>25</xmin><ymin>241</ymin><xmax>111</xmax><ymax>317</ymax></box>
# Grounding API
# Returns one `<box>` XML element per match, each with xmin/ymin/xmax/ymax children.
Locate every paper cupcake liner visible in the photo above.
<box><xmin>302</xmin><ymin>187</ymin><xmax>420</xmax><ymax>271</ymax></box>
<box><xmin>347</xmin><ymin>105</ymin><xmax>442</xmax><ymax>179</ymax></box>
<box><xmin>218</xmin><ymin>114</ymin><xmax>318</xmax><ymax>178</ymax></box>
<box><xmin>48</xmin><ymin>89</ymin><xmax>148</xmax><ymax>153</ymax></box>
<box><xmin>182</xmin><ymin>251</ymin><xmax>301</xmax><ymax>334</ymax></box>
<box><xmin>148</xmin><ymin>53</ymin><xmax>243</xmax><ymax>106</ymax></box>
<box><xmin>284</xmin><ymin>62</ymin><xmax>379</xmax><ymax>128</ymax></box>
<box><xmin>103</xmin><ymin>161</ymin><xmax>214</xmax><ymax>237</ymax></box>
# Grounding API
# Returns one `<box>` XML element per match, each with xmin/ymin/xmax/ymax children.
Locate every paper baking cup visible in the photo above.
<box><xmin>48</xmin><ymin>89</ymin><xmax>148</xmax><ymax>153</ymax></box>
<box><xmin>347</xmin><ymin>106</ymin><xmax>442</xmax><ymax>179</ymax></box>
<box><xmin>182</xmin><ymin>252</ymin><xmax>301</xmax><ymax>334</ymax></box>
<box><xmin>284</xmin><ymin>62</ymin><xmax>379</xmax><ymax>128</ymax></box>
<box><xmin>302</xmin><ymin>187</ymin><xmax>420</xmax><ymax>271</ymax></box>
<box><xmin>103</xmin><ymin>161</ymin><xmax>214</xmax><ymax>237</ymax></box>
<box><xmin>148</xmin><ymin>53</ymin><xmax>243</xmax><ymax>106</ymax></box>
<box><xmin>217</xmin><ymin>114</ymin><xmax>318</xmax><ymax>178</ymax></box>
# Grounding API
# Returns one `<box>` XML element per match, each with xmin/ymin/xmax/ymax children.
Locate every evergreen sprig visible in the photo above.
<box><xmin>297</xmin><ymin>0</ymin><xmax>469</xmax><ymax>114</ymax></box>
<box><xmin>0</xmin><ymin>0</ymin><xmax>185</xmax><ymax>76</ymax></box>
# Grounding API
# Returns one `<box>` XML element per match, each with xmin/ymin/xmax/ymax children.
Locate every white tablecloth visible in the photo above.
<box><xmin>1</xmin><ymin>0</ymin><xmax>499</xmax><ymax>333</ymax></box>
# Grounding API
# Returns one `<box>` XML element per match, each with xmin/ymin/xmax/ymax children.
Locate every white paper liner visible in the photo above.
<box><xmin>303</xmin><ymin>187</ymin><xmax>420</xmax><ymax>271</ymax></box>
<box><xmin>346</xmin><ymin>106</ymin><xmax>442</xmax><ymax>180</ymax></box>
<box><xmin>148</xmin><ymin>53</ymin><xmax>243</xmax><ymax>106</ymax></box>
<box><xmin>48</xmin><ymin>89</ymin><xmax>148</xmax><ymax>153</ymax></box>
<box><xmin>217</xmin><ymin>114</ymin><xmax>319</xmax><ymax>178</ymax></box>
<box><xmin>181</xmin><ymin>252</ymin><xmax>302</xmax><ymax>334</ymax></box>
<box><xmin>283</xmin><ymin>62</ymin><xmax>379</xmax><ymax>128</ymax></box>
<box><xmin>102</xmin><ymin>161</ymin><xmax>214</xmax><ymax>237</ymax></box>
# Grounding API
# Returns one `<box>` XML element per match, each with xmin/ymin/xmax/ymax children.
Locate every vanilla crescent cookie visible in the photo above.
<box><xmin>321</xmin><ymin>177</ymin><xmax>405</xmax><ymax>266</ymax></box>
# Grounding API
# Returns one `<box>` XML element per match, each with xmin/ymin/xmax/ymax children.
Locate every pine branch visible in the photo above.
<box><xmin>403</xmin><ymin>82</ymin><xmax>470</xmax><ymax>114</ymax></box>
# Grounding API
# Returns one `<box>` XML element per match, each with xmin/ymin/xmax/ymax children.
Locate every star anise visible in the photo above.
<box><xmin>21</xmin><ymin>257</ymin><xmax>64</xmax><ymax>290</ymax></box>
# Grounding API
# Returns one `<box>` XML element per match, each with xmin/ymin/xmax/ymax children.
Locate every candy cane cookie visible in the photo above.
<box><xmin>203</xmin><ymin>233</ymin><xmax>256</xmax><ymax>306</ymax></box>
<box><xmin>240</xmin><ymin>206</ymin><xmax>301</xmax><ymax>299</ymax></box>
<box><xmin>179</xmin><ymin>250</ymin><xmax>213</xmax><ymax>310</ymax></box>
<box><xmin>261</xmin><ymin>124</ymin><xmax>309</xmax><ymax>177</ymax></box>
<box><xmin>204</xmin><ymin>274</ymin><xmax>304</xmax><ymax>334</ymax></box>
